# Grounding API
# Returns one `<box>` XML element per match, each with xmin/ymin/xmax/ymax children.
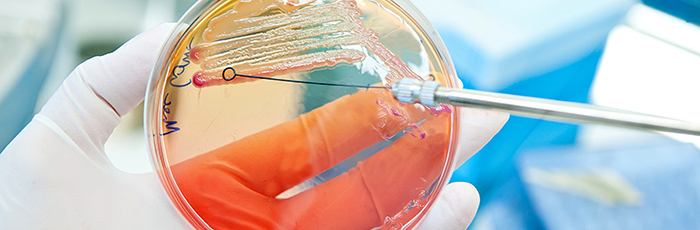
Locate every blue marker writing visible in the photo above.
<box><xmin>169</xmin><ymin>38</ymin><xmax>194</xmax><ymax>87</ymax></box>
<box><xmin>160</xmin><ymin>93</ymin><xmax>181</xmax><ymax>136</ymax></box>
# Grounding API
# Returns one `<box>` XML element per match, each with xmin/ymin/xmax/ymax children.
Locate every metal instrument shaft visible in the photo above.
<box><xmin>392</xmin><ymin>79</ymin><xmax>700</xmax><ymax>136</ymax></box>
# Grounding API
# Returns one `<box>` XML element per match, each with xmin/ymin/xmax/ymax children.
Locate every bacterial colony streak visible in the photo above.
<box><xmin>190</xmin><ymin>0</ymin><xmax>424</xmax><ymax>88</ymax></box>
<box><xmin>221</xmin><ymin>67</ymin><xmax>390</xmax><ymax>90</ymax></box>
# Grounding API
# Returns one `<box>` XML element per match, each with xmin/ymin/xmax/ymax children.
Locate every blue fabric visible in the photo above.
<box><xmin>470</xmin><ymin>176</ymin><xmax>546</xmax><ymax>230</ymax></box>
<box><xmin>519</xmin><ymin>140</ymin><xmax>700</xmax><ymax>230</ymax></box>
<box><xmin>448</xmin><ymin>36</ymin><xmax>606</xmax><ymax>199</ymax></box>
<box><xmin>0</xmin><ymin>43</ymin><xmax>56</xmax><ymax>152</ymax></box>
<box><xmin>0</xmin><ymin>6</ymin><xmax>65</xmax><ymax>152</ymax></box>
<box><xmin>643</xmin><ymin>0</ymin><xmax>700</xmax><ymax>26</ymax></box>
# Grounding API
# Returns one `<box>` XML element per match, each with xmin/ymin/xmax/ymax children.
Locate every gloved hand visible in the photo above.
<box><xmin>0</xmin><ymin>23</ymin><xmax>509</xmax><ymax>229</ymax></box>
<box><xmin>172</xmin><ymin>87</ymin><xmax>493</xmax><ymax>230</ymax></box>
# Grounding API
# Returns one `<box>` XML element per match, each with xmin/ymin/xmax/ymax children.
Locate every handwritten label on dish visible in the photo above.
<box><xmin>161</xmin><ymin>93</ymin><xmax>180</xmax><ymax>136</ymax></box>
<box><xmin>169</xmin><ymin>38</ymin><xmax>194</xmax><ymax>88</ymax></box>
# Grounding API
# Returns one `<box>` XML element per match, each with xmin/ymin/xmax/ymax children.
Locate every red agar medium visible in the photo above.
<box><xmin>148</xmin><ymin>0</ymin><xmax>459</xmax><ymax>229</ymax></box>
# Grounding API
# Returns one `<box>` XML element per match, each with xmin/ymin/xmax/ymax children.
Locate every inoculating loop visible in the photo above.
<box><xmin>222</xmin><ymin>67</ymin><xmax>237</xmax><ymax>81</ymax></box>
<box><xmin>219</xmin><ymin>66</ymin><xmax>391</xmax><ymax>90</ymax></box>
<box><xmin>427</xmin><ymin>74</ymin><xmax>435</xmax><ymax>81</ymax></box>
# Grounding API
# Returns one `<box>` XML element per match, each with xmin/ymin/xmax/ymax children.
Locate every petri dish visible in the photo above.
<box><xmin>145</xmin><ymin>0</ymin><xmax>461</xmax><ymax>229</ymax></box>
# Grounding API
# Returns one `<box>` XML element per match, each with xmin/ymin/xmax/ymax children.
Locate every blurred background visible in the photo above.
<box><xmin>0</xmin><ymin>0</ymin><xmax>196</xmax><ymax>171</ymax></box>
<box><xmin>1</xmin><ymin>0</ymin><xmax>699</xmax><ymax>229</ymax></box>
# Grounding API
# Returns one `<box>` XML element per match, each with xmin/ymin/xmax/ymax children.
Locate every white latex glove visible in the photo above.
<box><xmin>416</xmin><ymin>106</ymin><xmax>508</xmax><ymax>230</ymax></box>
<box><xmin>0</xmin><ymin>23</ymin><xmax>508</xmax><ymax>229</ymax></box>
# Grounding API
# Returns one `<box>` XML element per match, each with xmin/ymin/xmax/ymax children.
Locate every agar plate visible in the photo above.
<box><xmin>145</xmin><ymin>0</ymin><xmax>461</xmax><ymax>229</ymax></box>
